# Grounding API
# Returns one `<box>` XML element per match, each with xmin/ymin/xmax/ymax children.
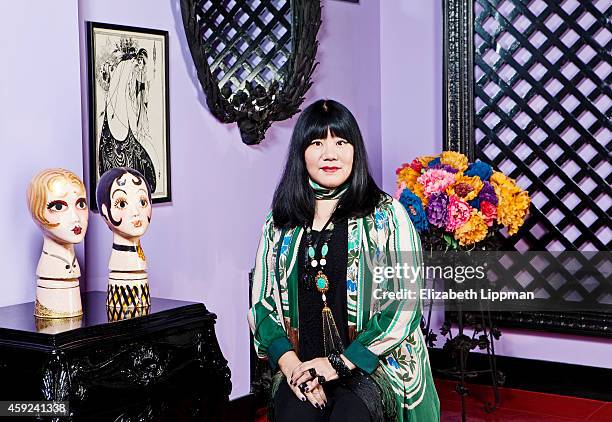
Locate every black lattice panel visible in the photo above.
<box><xmin>472</xmin><ymin>0</ymin><xmax>611</xmax><ymax>310</ymax></box>
<box><xmin>197</xmin><ymin>0</ymin><xmax>292</xmax><ymax>99</ymax></box>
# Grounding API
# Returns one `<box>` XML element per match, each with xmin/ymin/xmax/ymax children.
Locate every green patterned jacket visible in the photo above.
<box><xmin>248</xmin><ymin>196</ymin><xmax>440</xmax><ymax>421</ymax></box>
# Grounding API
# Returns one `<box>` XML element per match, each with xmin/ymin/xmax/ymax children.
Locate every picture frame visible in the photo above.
<box><xmin>87</xmin><ymin>22</ymin><xmax>171</xmax><ymax>211</ymax></box>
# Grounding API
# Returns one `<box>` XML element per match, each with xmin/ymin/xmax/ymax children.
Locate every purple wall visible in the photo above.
<box><xmin>2</xmin><ymin>0</ymin><xmax>609</xmax><ymax>405</ymax></box>
<box><xmin>78</xmin><ymin>0</ymin><xmax>380</xmax><ymax>399</ymax></box>
<box><xmin>0</xmin><ymin>1</ymin><xmax>84</xmax><ymax>307</ymax></box>
<box><xmin>379</xmin><ymin>0</ymin><xmax>611</xmax><ymax>369</ymax></box>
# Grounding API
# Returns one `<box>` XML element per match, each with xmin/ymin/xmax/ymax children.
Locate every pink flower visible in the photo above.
<box><xmin>480</xmin><ymin>200</ymin><xmax>497</xmax><ymax>227</ymax></box>
<box><xmin>394</xmin><ymin>182</ymin><xmax>407</xmax><ymax>200</ymax></box>
<box><xmin>417</xmin><ymin>169</ymin><xmax>456</xmax><ymax>198</ymax></box>
<box><xmin>446</xmin><ymin>195</ymin><xmax>471</xmax><ymax>232</ymax></box>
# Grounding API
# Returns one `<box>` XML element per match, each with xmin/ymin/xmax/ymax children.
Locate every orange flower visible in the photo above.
<box><xmin>446</xmin><ymin>173</ymin><xmax>484</xmax><ymax>201</ymax></box>
<box><xmin>490</xmin><ymin>171</ymin><xmax>530</xmax><ymax>235</ymax></box>
<box><xmin>413</xmin><ymin>183</ymin><xmax>429</xmax><ymax>207</ymax></box>
<box><xmin>418</xmin><ymin>154</ymin><xmax>439</xmax><ymax>167</ymax></box>
<box><xmin>397</xmin><ymin>166</ymin><xmax>420</xmax><ymax>191</ymax></box>
<box><xmin>441</xmin><ymin>151</ymin><xmax>469</xmax><ymax>172</ymax></box>
<box><xmin>455</xmin><ymin>210</ymin><xmax>488</xmax><ymax>246</ymax></box>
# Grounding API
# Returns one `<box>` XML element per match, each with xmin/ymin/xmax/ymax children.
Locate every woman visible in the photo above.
<box><xmin>248</xmin><ymin>100</ymin><xmax>440</xmax><ymax>421</ymax></box>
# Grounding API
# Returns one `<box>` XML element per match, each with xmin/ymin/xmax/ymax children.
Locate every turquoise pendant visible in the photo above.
<box><xmin>321</xmin><ymin>243</ymin><xmax>328</xmax><ymax>257</ymax></box>
<box><xmin>315</xmin><ymin>271</ymin><xmax>329</xmax><ymax>293</ymax></box>
<box><xmin>308</xmin><ymin>246</ymin><xmax>315</xmax><ymax>259</ymax></box>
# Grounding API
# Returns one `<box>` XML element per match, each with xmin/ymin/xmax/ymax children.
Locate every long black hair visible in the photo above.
<box><xmin>272</xmin><ymin>99</ymin><xmax>385</xmax><ymax>228</ymax></box>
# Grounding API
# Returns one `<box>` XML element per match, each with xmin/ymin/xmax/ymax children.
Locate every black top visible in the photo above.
<box><xmin>297</xmin><ymin>219</ymin><xmax>350</xmax><ymax>361</ymax></box>
<box><xmin>0</xmin><ymin>292</ymin><xmax>207</xmax><ymax>349</ymax></box>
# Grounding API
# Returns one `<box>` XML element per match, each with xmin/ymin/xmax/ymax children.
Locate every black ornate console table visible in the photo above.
<box><xmin>0</xmin><ymin>292</ymin><xmax>231</xmax><ymax>421</ymax></box>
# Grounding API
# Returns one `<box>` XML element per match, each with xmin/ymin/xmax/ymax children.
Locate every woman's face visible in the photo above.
<box><xmin>304</xmin><ymin>130</ymin><xmax>354</xmax><ymax>189</ymax></box>
<box><xmin>43</xmin><ymin>180</ymin><xmax>88</xmax><ymax>244</ymax></box>
<box><xmin>106</xmin><ymin>173</ymin><xmax>152</xmax><ymax>239</ymax></box>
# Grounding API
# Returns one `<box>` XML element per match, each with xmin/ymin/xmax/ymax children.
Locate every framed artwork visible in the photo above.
<box><xmin>87</xmin><ymin>22</ymin><xmax>171</xmax><ymax>210</ymax></box>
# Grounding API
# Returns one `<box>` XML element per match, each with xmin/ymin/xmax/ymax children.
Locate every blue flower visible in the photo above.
<box><xmin>279</xmin><ymin>236</ymin><xmax>291</xmax><ymax>256</ymax></box>
<box><xmin>399</xmin><ymin>188</ymin><xmax>429</xmax><ymax>232</ymax></box>
<box><xmin>406</xmin><ymin>344</ymin><xmax>412</xmax><ymax>354</ymax></box>
<box><xmin>464</xmin><ymin>160</ymin><xmax>493</xmax><ymax>181</ymax></box>
<box><xmin>387</xmin><ymin>356</ymin><xmax>400</xmax><ymax>369</ymax></box>
<box><xmin>375</xmin><ymin>210</ymin><xmax>387</xmax><ymax>230</ymax></box>
<box><xmin>347</xmin><ymin>279</ymin><xmax>357</xmax><ymax>292</ymax></box>
<box><xmin>468</xmin><ymin>197</ymin><xmax>481</xmax><ymax>210</ymax></box>
<box><xmin>427</xmin><ymin>157</ymin><xmax>441</xmax><ymax>168</ymax></box>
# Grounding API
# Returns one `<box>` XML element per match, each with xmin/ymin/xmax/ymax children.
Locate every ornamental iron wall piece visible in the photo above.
<box><xmin>181</xmin><ymin>0</ymin><xmax>321</xmax><ymax>145</ymax></box>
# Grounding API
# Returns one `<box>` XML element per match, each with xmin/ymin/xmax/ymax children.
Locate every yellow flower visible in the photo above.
<box><xmin>397</xmin><ymin>167</ymin><xmax>420</xmax><ymax>191</ymax></box>
<box><xmin>455</xmin><ymin>210</ymin><xmax>488</xmax><ymax>245</ymax></box>
<box><xmin>490</xmin><ymin>171</ymin><xmax>514</xmax><ymax>189</ymax></box>
<box><xmin>446</xmin><ymin>173</ymin><xmax>484</xmax><ymax>201</ymax></box>
<box><xmin>441</xmin><ymin>151</ymin><xmax>469</xmax><ymax>172</ymax></box>
<box><xmin>490</xmin><ymin>171</ymin><xmax>530</xmax><ymax>235</ymax></box>
<box><xmin>418</xmin><ymin>154</ymin><xmax>439</xmax><ymax>167</ymax></box>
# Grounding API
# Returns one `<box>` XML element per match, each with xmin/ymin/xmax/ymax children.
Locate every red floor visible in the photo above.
<box><xmin>435</xmin><ymin>379</ymin><xmax>612</xmax><ymax>421</ymax></box>
<box><xmin>256</xmin><ymin>379</ymin><xmax>612</xmax><ymax>421</ymax></box>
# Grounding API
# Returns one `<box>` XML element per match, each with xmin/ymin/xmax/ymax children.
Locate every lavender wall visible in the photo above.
<box><xmin>78</xmin><ymin>0</ymin><xmax>380</xmax><ymax>399</ymax></box>
<box><xmin>379</xmin><ymin>0</ymin><xmax>612</xmax><ymax>369</ymax></box>
<box><xmin>2</xmin><ymin>0</ymin><xmax>608</xmax><ymax>406</ymax></box>
<box><xmin>0</xmin><ymin>1</ymin><xmax>84</xmax><ymax>307</ymax></box>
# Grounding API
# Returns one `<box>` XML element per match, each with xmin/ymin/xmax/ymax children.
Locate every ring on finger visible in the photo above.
<box><xmin>308</xmin><ymin>368</ymin><xmax>317</xmax><ymax>378</ymax></box>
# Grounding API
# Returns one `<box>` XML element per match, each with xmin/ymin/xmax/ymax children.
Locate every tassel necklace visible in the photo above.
<box><xmin>304</xmin><ymin>218</ymin><xmax>345</xmax><ymax>355</ymax></box>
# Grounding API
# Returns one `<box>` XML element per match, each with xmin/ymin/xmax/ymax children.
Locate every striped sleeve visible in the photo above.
<box><xmin>344</xmin><ymin>199</ymin><xmax>423</xmax><ymax>373</ymax></box>
<box><xmin>247</xmin><ymin>213</ymin><xmax>293</xmax><ymax>369</ymax></box>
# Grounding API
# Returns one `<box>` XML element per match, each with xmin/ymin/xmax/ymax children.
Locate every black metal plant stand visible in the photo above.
<box><xmin>422</xmin><ymin>278</ymin><xmax>504</xmax><ymax>422</ymax></box>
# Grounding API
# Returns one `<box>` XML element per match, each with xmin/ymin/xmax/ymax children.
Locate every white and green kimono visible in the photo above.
<box><xmin>248</xmin><ymin>195</ymin><xmax>440</xmax><ymax>421</ymax></box>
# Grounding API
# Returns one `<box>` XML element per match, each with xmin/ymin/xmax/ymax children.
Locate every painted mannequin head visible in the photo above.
<box><xmin>27</xmin><ymin>169</ymin><xmax>89</xmax><ymax>245</ymax></box>
<box><xmin>97</xmin><ymin>167</ymin><xmax>152</xmax><ymax>241</ymax></box>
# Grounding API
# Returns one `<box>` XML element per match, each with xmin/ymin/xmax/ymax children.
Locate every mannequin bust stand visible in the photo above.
<box><xmin>35</xmin><ymin>236</ymin><xmax>83</xmax><ymax>318</ymax></box>
<box><xmin>106</xmin><ymin>235</ymin><xmax>150</xmax><ymax>309</ymax></box>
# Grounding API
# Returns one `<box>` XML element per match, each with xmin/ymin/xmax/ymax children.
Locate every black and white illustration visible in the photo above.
<box><xmin>88</xmin><ymin>22</ymin><xmax>170</xmax><ymax>209</ymax></box>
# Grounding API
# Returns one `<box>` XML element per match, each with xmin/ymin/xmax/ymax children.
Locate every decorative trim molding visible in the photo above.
<box><xmin>443</xmin><ymin>0</ymin><xmax>474</xmax><ymax>160</ymax></box>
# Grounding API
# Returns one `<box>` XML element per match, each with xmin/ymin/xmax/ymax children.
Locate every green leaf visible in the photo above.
<box><xmin>443</xmin><ymin>234</ymin><xmax>453</xmax><ymax>245</ymax></box>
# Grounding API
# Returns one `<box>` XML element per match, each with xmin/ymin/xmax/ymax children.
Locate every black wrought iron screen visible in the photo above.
<box><xmin>198</xmin><ymin>0</ymin><xmax>292</xmax><ymax>98</ymax></box>
<box><xmin>443</xmin><ymin>0</ymin><xmax>612</xmax><ymax>337</ymax></box>
<box><xmin>181</xmin><ymin>0</ymin><xmax>320</xmax><ymax>145</ymax></box>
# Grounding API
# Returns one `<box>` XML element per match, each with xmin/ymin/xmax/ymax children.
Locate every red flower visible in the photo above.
<box><xmin>480</xmin><ymin>201</ymin><xmax>498</xmax><ymax>227</ymax></box>
<box><xmin>409</xmin><ymin>159</ymin><xmax>424</xmax><ymax>174</ymax></box>
<box><xmin>396</xmin><ymin>162</ymin><xmax>410</xmax><ymax>175</ymax></box>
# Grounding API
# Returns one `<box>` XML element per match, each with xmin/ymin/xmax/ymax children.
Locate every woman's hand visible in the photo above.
<box><xmin>290</xmin><ymin>357</ymin><xmax>338</xmax><ymax>389</ymax></box>
<box><xmin>304</xmin><ymin>383</ymin><xmax>327</xmax><ymax>408</ymax></box>
<box><xmin>278</xmin><ymin>351</ymin><xmax>310</xmax><ymax>402</ymax></box>
<box><xmin>279</xmin><ymin>352</ymin><xmax>328</xmax><ymax>408</ymax></box>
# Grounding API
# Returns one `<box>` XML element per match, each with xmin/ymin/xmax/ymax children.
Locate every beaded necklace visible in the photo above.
<box><xmin>303</xmin><ymin>218</ymin><xmax>344</xmax><ymax>355</ymax></box>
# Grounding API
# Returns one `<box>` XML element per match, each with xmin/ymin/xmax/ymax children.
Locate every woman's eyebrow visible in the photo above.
<box><xmin>111</xmin><ymin>189</ymin><xmax>128</xmax><ymax>198</ymax></box>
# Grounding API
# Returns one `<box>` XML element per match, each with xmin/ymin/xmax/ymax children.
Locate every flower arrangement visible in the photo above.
<box><xmin>395</xmin><ymin>151</ymin><xmax>530</xmax><ymax>250</ymax></box>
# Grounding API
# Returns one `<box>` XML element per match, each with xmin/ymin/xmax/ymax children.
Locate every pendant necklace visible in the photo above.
<box><xmin>304</xmin><ymin>218</ymin><xmax>345</xmax><ymax>355</ymax></box>
<box><xmin>305</xmin><ymin>218</ymin><xmax>334</xmax><ymax>298</ymax></box>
